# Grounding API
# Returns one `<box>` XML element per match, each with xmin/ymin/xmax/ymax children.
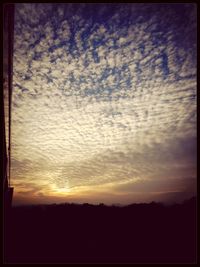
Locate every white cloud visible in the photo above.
<box><xmin>11</xmin><ymin>3</ymin><xmax>197</xmax><ymax>204</ymax></box>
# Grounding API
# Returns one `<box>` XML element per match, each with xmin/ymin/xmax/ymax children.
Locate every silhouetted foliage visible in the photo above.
<box><xmin>4</xmin><ymin>198</ymin><xmax>196</xmax><ymax>263</ymax></box>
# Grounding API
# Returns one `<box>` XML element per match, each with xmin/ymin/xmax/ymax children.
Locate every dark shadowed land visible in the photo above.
<box><xmin>4</xmin><ymin>197</ymin><xmax>196</xmax><ymax>264</ymax></box>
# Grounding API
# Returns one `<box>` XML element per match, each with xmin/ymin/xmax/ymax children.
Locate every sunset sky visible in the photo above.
<box><xmin>11</xmin><ymin>3</ymin><xmax>196</xmax><ymax>205</ymax></box>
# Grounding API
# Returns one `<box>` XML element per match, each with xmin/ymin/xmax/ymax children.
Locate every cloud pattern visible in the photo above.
<box><xmin>11</xmin><ymin>3</ymin><xmax>196</xmax><ymax>204</ymax></box>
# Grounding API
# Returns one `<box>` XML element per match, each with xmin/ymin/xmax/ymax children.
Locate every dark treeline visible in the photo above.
<box><xmin>4</xmin><ymin>197</ymin><xmax>196</xmax><ymax>263</ymax></box>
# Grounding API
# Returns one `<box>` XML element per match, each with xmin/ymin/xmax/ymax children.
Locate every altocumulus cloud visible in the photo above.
<box><xmin>11</xmin><ymin>3</ymin><xmax>196</xmax><ymax>204</ymax></box>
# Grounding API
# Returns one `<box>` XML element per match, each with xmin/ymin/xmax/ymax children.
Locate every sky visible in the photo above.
<box><xmin>10</xmin><ymin>3</ymin><xmax>197</xmax><ymax>205</ymax></box>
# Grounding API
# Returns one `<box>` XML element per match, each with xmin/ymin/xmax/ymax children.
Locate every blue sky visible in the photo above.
<box><xmin>11</xmin><ymin>3</ymin><xmax>196</xmax><ymax>205</ymax></box>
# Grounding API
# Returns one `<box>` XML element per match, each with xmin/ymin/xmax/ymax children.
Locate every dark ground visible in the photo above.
<box><xmin>4</xmin><ymin>197</ymin><xmax>196</xmax><ymax>264</ymax></box>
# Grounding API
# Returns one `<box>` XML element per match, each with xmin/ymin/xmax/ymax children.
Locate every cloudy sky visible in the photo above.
<box><xmin>11</xmin><ymin>3</ymin><xmax>196</xmax><ymax>205</ymax></box>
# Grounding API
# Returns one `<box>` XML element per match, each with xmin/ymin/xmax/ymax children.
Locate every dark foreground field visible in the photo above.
<box><xmin>4</xmin><ymin>197</ymin><xmax>196</xmax><ymax>263</ymax></box>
